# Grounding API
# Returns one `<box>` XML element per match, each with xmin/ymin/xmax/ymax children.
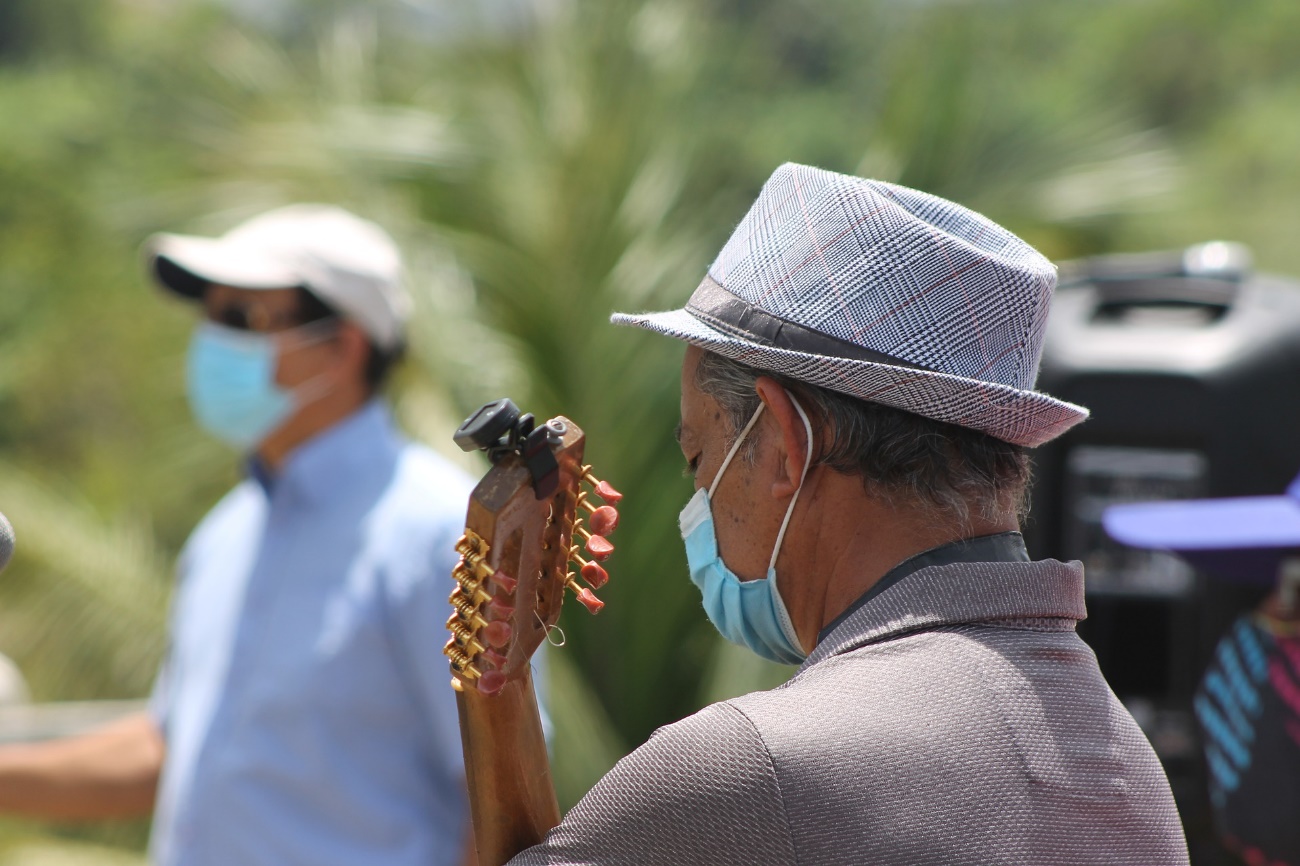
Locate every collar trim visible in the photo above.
<box><xmin>803</xmin><ymin>554</ymin><xmax>1085</xmax><ymax>671</ymax></box>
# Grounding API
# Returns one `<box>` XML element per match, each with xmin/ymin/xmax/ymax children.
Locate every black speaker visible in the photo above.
<box><xmin>1027</xmin><ymin>243</ymin><xmax>1300</xmax><ymax>864</ymax></box>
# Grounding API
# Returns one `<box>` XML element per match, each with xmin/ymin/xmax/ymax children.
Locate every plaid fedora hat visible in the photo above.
<box><xmin>612</xmin><ymin>163</ymin><xmax>1088</xmax><ymax>447</ymax></box>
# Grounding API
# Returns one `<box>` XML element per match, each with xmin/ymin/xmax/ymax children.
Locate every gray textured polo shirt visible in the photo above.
<box><xmin>512</xmin><ymin>553</ymin><xmax>1189</xmax><ymax>865</ymax></box>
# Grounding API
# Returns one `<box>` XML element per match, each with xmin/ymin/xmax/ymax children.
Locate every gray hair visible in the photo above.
<box><xmin>694</xmin><ymin>351</ymin><xmax>1031</xmax><ymax>527</ymax></box>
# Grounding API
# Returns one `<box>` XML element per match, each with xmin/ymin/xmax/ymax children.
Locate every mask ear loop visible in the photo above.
<box><xmin>708</xmin><ymin>403</ymin><xmax>766</xmax><ymax>498</ymax></box>
<box><xmin>768</xmin><ymin>392</ymin><xmax>815</xmax><ymax>572</ymax></box>
<box><xmin>274</xmin><ymin>319</ymin><xmax>346</xmax><ymax>408</ymax></box>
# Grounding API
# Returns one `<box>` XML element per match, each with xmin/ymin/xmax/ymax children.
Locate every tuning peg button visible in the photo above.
<box><xmin>585</xmin><ymin>534</ymin><xmax>614</xmax><ymax>560</ymax></box>
<box><xmin>483</xmin><ymin>620</ymin><xmax>512</xmax><ymax>648</ymax></box>
<box><xmin>573</xmin><ymin>585</ymin><xmax>604</xmax><ymax>614</ymax></box>
<box><xmin>477</xmin><ymin>670</ymin><xmax>507</xmax><ymax>696</ymax></box>
<box><xmin>491</xmin><ymin>570</ymin><xmax>518</xmax><ymax>594</ymax></box>
<box><xmin>593</xmin><ymin>480</ymin><xmax>623</xmax><ymax>504</ymax></box>
<box><xmin>581</xmin><ymin>560</ymin><xmax>609</xmax><ymax>589</ymax></box>
<box><xmin>589</xmin><ymin>506</ymin><xmax>619</xmax><ymax>536</ymax></box>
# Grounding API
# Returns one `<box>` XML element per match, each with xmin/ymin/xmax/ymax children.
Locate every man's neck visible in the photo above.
<box><xmin>781</xmin><ymin>470</ymin><xmax>1018</xmax><ymax>653</ymax></box>
<box><xmin>255</xmin><ymin>386</ymin><xmax>370</xmax><ymax>473</ymax></box>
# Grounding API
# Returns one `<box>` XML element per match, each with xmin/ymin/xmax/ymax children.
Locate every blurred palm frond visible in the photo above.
<box><xmin>0</xmin><ymin>464</ymin><xmax>170</xmax><ymax>700</ymax></box>
<box><xmin>545</xmin><ymin>647</ymin><xmax>627</xmax><ymax>811</ymax></box>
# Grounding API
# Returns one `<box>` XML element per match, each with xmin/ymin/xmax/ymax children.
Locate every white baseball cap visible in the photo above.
<box><xmin>145</xmin><ymin>204</ymin><xmax>410</xmax><ymax>351</ymax></box>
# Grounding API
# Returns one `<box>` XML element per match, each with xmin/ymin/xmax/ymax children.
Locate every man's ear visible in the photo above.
<box><xmin>754</xmin><ymin>377</ymin><xmax>810</xmax><ymax>499</ymax></box>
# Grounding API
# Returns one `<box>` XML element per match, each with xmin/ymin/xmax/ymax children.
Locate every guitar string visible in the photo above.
<box><xmin>535</xmin><ymin>610</ymin><xmax>567</xmax><ymax>647</ymax></box>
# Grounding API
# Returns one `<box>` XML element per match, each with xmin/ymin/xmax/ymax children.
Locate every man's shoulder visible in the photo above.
<box><xmin>378</xmin><ymin>441</ymin><xmax>476</xmax><ymax>523</ymax></box>
<box><xmin>727</xmin><ymin>623</ymin><xmax>1176</xmax><ymax>798</ymax></box>
<box><xmin>647</xmin><ymin>698</ymin><xmax>770</xmax><ymax>757</ymax></box>
<box><xmin>711</xmin><ymin>633</ymin><xmax>1186</xmax><ymax>864</ymax></box>
<box><xmin>359</xmin><ymin>442</ymin><xmax>477</xmax><ymax>586</ymax></box>
<box><xmin>606</xmin><ymin>700</ymin><xmax>787</xmax><ymax>806</ymax></box>
<box><xmin>189</xmin><ymin>479</ymin><xmax>266</xmax><ymax>541</ymax></box>
<box><xmin>524</xmin><ymin>700</ymin><xmax>797</xmax><ymax>866</ymax></box>
<box><xmin>393</xmin><ymin>440</ymin><xmax>475</xmax><ymax>491</ymax></box>
<box><xmin>172</xmin><ymin>479</ymin><xmax>266</xmax><ymax>580</ymax></box>
<box><xmin>720</xmin><ymin>626</ymin><xmax>1079</xmax><ymax>762</ymax></box>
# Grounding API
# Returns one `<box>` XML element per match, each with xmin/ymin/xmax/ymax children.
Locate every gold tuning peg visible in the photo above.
<box><xmin>446</xmin><ymin>615</ymin><xmax>488</xmax><ymax>657</ymax></box>
<box><xmin>580</xmin><ymin>465</ymin><xmax>623</xmax><ymax>504</ymax></box>
<box><xmin>574</xmin><ymin>524</ymin><xmax>614</xmax><ymax>560</ymax></box>
<box><xmin>444</xmin><ymin>641</ymin><xmax>482</xmax><ymax>688</ymax></box>
<box><xmin>448</xmin><ymin>595</ymin><xmax>491</xmax><ymax>631</ymax></box>
<box><xmin>576</xmin><ymin>493</ymin><xmax>619</xmax><ymax>535</ymax></box>
<box><xmin>568</xmin><ymin>546</ymin><xmax>609</xmax><ymax>588</ymax></box>
<box><xmin>564</xmin><ymin>574</ymin><xmax>604</xmax><ymax>613</ymax></box>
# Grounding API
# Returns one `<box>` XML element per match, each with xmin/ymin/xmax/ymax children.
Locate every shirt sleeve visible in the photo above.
<box><xmin>149</xmin><ymin>538</ymin><xmax>199</xmax><ymax>739</ymax></box>
<box><xmin>508</xmin><ymin>701</ymin><xmax>796</xmax><ymax>866</ymax></box>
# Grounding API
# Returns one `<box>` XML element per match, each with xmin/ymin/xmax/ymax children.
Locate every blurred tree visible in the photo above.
<box><xmin>3</xmin><ymin>0</ymin><xmax>1300</xmax><ymax>860</ymax></box>
<box><xmin>0</xmin><ymin>0</ymin><xmax>104</xmax><ymax>62</ymax></box>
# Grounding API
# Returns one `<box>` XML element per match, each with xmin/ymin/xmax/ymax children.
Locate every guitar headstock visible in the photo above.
<box><xmin>445</xmin><ymin>399</ymin><xmax>622</xmax><ymax>696</ymax></box>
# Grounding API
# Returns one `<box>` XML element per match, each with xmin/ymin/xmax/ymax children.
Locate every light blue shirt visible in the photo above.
<box><xmin>149</xmin><ymin>401</ymin><xmax>475</xmax><ymax>866</ymax></box>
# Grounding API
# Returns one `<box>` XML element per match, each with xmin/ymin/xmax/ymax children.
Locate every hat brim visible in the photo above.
<box><xmin>145</xmin><ymin>234</ymin><xmax>301</xmax><ymax>299</ymax></box>
<box><xmin>611</xmin><ymin>308</ymin><xmax>1088</xmax><ymax>448</ymax></box>
<box><xmin>1104</xmin><ymin>496</ymin><xmax>1300</xmax><ymax>585</ymax></box>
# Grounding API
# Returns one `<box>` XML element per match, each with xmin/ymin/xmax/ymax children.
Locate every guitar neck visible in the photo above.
<box><xmin>456</xmin><ymin>670</ymin><xmax>560</xmax><ymax>866</ymax></box>
<box><xmin>445</xmin><ymin>405</ymin><xmax>621</xmax><ymax>866</ymax></box>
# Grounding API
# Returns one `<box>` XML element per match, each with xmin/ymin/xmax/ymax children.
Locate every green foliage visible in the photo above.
<box><xmin>545</xmin><ymin>648</ymin><xmax>627</xmax><ymax>812</ymax></box>
<box><xmin>0</xmin><ymin>836</ymin><xmax>145</xmax><ymax>866</ymax></box>
<box><xmin>0</xmin><ymin>464</ymin><xmax>168</xmax><ymax>700</ymax></box>
<box><xmin>414</xmin><ymin>0</ymin><xmax>732</xmax><ymax>744</ymax></box>
<box><xmin>3</xmin><ymin>0</ymin><xmax>1300</xmax><ymax>858</ymax></box>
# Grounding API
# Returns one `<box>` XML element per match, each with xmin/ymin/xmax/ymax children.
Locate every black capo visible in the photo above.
<box><xmin>454</xmin><ymin>398</ymin><xmax>561</xmax><ymax>499</ymax></box>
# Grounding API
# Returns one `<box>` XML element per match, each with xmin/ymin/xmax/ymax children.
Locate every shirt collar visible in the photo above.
<box><xmin>804</xmin><ymin>534</ymin><xmax>1084</xmax><ymax>670</ymax></box>
<box><xmin>247</xmin><ymin>400</ymin><xmax>401</xmax><ymax>505</ymax></box>
<box><xmin>816</xmin><ymin>531</ymin><xmax>1030</xmax><ymax>644</ymax></box>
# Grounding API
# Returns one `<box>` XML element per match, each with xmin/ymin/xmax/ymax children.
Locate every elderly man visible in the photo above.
<box><xmin>0</xmin><ymin>205</ymin><xmax>475</xmax><ymax>866</ymax></box>
<box><xmin>502</xmin><ymin>164</ymin><xmax>1188</xmax><ymax>864</ymax></box>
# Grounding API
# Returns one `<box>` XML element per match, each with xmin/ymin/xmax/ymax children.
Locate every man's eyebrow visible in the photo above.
<box><xmin>673</xmin><ymin>422</ymin><xmax>684</xmax><ymax>444</ymax></box>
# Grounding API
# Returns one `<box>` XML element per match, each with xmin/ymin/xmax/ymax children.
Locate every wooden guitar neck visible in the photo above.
<box><xmin>444</xmin><ymin>402</ymin><xmax>621</xmax><ymax>866</ymax></box>
<box><xmin>457</xmin><ymin>673</ymin><xmax>559</xmax><ymax>865</ymax></box>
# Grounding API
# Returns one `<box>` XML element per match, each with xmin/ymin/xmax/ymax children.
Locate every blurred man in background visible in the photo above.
<box><xmin>0</xmin><ymin>205</ymin><xmax>475</xmax><ymax>866</ymax></box>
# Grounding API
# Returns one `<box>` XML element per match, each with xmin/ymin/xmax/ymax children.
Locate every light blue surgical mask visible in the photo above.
<box><xmin>679</xmin><ymin>393</ymin><xmax>815</xmax><ymax>665</ymax></box>
<box><xmin>186</xmin><ymin>322</ymin><xmax>333</xmax><ymax>450</ymax></box>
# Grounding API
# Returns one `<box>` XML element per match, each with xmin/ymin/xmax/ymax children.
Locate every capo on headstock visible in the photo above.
<box><xmin>453</xmin><ymin>398</ymin><xmax>561</xmax><ymax>499</ymax></box>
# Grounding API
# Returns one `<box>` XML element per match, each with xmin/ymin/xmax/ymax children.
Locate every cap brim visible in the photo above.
<box><xmin>145</xmin><ymin>234</ymin><xmax>301</xmax><ymax>299</ymax></box>
<box><xmin>611</xmin><ymin>307</ymin><xmax>1088</xmax><ymax>448</ymax></box>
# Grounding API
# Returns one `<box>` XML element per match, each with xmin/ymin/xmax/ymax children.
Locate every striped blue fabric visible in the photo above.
<box><xmin>1195</xmin><ymin>615</ymin><xmax>1300</xmax><ymax>863</ymax></box>
<box><xmin>1196</xmin><ymin>620</ymin><xmax>1274</xmax><ymax>801</ymax></box>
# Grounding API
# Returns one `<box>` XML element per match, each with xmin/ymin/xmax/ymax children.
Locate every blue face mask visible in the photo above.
<box><xmin>679</xmin><ymin>393</ymin><xmax>815</xmax><ymax>665</ymax></box>
<box><xmin>186</xmin><ymin>322</ymin><xmax>331</xmax><ymax>450</ymax></box>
